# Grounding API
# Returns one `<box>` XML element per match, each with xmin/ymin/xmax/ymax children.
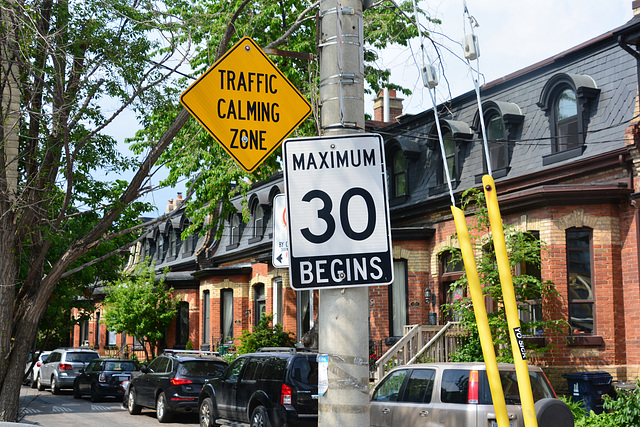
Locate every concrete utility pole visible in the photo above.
<box><xmin>317</xmin><ymin>0</ymin><xmax>369</xmax><ymax>425</ymax></box>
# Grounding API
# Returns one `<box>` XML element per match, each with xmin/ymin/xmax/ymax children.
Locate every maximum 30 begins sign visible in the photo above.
<box><xmin>283</xmin><ymin>134</ymin><xmax>394</xmax><ymax>290</ymax></box>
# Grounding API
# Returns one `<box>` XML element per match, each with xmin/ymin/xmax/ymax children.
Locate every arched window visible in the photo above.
<box><xmin>429</xmin><ymin>120</ymin><xmax>473</xmax><ymax>192</ymax></box>
<box><xmin>538</xmin><ymin>73</ymin><xmax>599</xmax><ymax>165</ymax></box>
<box><xmin>250</xmin><ymin>199</ymin><xmax>265</xmax><ymax>242</ymax></box>
<box><xmin>472</xmin><ymin>100</ymin><xmax>523</xmax><ymax>181</ymax></box>
<box><xmin>392</xmin><ymin>150</ymin><xmax>407</xmax><ymax>197</ymax></box>
<box><xmin>227</xmin><ymin>214</ymin><xmax>241</xmax><ymax>249</ymax></box>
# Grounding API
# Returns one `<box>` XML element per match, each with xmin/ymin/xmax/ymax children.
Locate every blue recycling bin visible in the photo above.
<box><xmin>562</xmin><ymin>371</ymin><xmax>614</xmax><ymax>414</ymax></box>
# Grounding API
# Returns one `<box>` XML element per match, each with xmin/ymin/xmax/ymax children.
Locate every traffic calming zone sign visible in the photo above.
<box><xmin>283</xmin><ymin>134</ymin><xmax>394</xmax><ymax>290</ymax></box>
<box><xmin>180</xmin><ymin>37</ymin><xmax>312</xmax><ymax>172</ymax></box>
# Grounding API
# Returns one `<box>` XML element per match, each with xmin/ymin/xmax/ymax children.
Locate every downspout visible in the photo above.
<box><xmin>631</xmin><ymin>193</ymin><xmax>640</xmax><ymax>288</ymax></box>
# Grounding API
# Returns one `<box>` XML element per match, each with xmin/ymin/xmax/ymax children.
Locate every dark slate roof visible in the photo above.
<box><xmin>374</xmin><ymin>23</ymin><xmax>637</xmax><ymax>217</ymax></box>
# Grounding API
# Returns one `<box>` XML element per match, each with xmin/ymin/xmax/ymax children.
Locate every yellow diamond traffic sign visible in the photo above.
<box><xmin>180</xmin><ymin>37</ymin><xmax>312</xmax><ymax>172</ymax></box>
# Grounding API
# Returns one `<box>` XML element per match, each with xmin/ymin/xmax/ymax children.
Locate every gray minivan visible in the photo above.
<box><xmin>371</xmin><ymin>362</ymin><xmax>561</xmax><ymax>427</ymax></box>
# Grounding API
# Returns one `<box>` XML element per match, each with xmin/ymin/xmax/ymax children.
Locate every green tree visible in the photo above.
<box><xmin>0</xmin><ymin>0</ymin><xmax>186</xmax><ymax>419</ymax></box>
<box><xmin>236</xmin><ymin>315</ymin><xmax>296</xmax><ymax>355</ymax></box>
<box><xmin>445</xmin><ymin>189</ymin><xmax>566</xmax><ymax>362</ymax></box>
<box><xmin>129</xmin><ymin>0</ymin><xmax>434</xmax><ymax>239</ymax></box>
<box><xmin>102</xmin><ymin>262</ymin><xmax>178</xmax><ymax>362</ymax></box>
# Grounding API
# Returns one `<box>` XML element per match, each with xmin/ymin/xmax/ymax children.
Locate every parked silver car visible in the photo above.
<box><xmin>37</xmin><ymin>348</ymin><xmax>100</xmax><ymax>394</ymax></box>
<box><xmin>371</xmin><ymin>362</ymin><xmax>569</xmax><ymax>427</ymax></box>
<box><xmin>24</xmin><ymin>351</ymin><xmax>51</xmax><ymax>388</ymax></box>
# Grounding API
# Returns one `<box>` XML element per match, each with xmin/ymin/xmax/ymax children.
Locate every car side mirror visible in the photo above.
<box><xmin>79</xmin><ymin>368</ymin><xmax>85</xmax><ymax>373</ymax></box>
<box><xmin>140</xmin><ymin>364</ymin><xmax>149</xmax><ymax>374</ymax></box>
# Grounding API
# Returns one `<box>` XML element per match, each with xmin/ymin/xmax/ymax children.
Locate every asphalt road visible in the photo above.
<box><xmin>18</xmin><ymin>385</ymin><xmax>199</xmax><ymax>426</ymax></box>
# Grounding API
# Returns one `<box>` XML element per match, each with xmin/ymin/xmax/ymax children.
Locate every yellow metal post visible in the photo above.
<box><xmin>451</xmin><ymin>206</ymin><xmax>510</xmax><ymax>427</ymax></box>
<box><xmin>482</xmin><ymin>175</ymin><xmax>538</xmax><ymax>427</ymax></box>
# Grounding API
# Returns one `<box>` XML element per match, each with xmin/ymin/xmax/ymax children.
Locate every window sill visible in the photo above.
<box><xmin>542</xmin><ymin>145</ymin><xmax>584</xmax><ymax>166</ymax></box>
<box><xmin>225</xmin><ymin>243</ymin><xmax>240</xmax><ymax>251</ymax></box>
<box><xmin>248</xmin><ymin>236</ymin><xmax>263</xmax><ymax>244</ymax></box>
<box><xmin>566</xmin><ymin>335</ymin><xmax>604</xmax><ymax>346</ymax></box>
<box><xmin>389</xmin><ymin>195</ymin><xmax>409</xmax><ymax>206</ymax></box>
<box><xmin>522</xmin><ymin>336</ymin><xmax>546</xmax><ymax>348</ymax></box>
<box><xmin>475</xmin><ymin>167</ymin><xmax>510</xmax><ymax>184</ymax></box>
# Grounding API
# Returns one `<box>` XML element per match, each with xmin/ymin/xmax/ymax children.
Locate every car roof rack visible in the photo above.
<box><xmin>256</xmin><ymin>347</ymin><xmax>316</xmax><ymax>354</ymax></box>
<box><xmin>162</xmin><ymin>349</ymin><xmax>221</xmax><ymax>357</ymax></box>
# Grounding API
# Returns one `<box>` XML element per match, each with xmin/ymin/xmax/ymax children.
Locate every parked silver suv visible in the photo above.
<box><xmin>371</xmin><ymin>362</ymin><xmax>571</xmax><ymax>427</ymax></box>
<box><xmin>37</xmin><ymin>347</ymin><xmax>100</xmax><ymax>394</ymax></box>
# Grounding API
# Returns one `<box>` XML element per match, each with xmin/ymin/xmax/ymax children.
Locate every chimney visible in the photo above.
<box><xmin>166</xmin><ymin>199</ymin><xmax>174</xmax><ymax>213</ymax></box>
<box><xmin>634</xmin><ymin>0</ymin><xmax>640</xmax><ymax>15</ymax></box>
<box><xmin>373</xmin><ymin>89</ymin><xmax>403</xmax><ymax>122</ymax></box>
<box><xmin>176</xmin><ymin>192</ymin><xmax>183</xmax><ymax>207</ymax></box>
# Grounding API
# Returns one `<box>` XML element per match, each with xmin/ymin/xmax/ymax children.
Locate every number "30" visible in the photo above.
<box><xmin>300</xmin><ymin>188</ymin><xmax>376</xmax><ymax>244</ymax></box>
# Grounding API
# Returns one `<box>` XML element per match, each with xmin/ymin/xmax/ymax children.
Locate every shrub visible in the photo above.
<box><xmin>236</xmin><ymin>315</ymin><xmax>295</xmax><ymax>354</ymax></box>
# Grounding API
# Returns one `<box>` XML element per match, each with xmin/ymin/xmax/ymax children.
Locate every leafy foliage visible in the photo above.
<box><xmin>445</xmin><ymin>189</ymin><xmax>567</xmax><ymax>362</ymax></box>
<box><xmin>128</xmin><ymin>0</ymin><xmax>435</xmax><ymax>239</ymax></box>
<box><xmin>102</xmin><ymin>261</ymin><xmax>178</xmax><ymax>361</ymax></box>
<box><xmin>236</xmin><ymin>315</ymin><xmax>296</xmax><ymax>355</ymax></box>
<box><xmin>562</xmin><ymin>381</ymin><xmax>640</xmax><ymax>427</ymax></box>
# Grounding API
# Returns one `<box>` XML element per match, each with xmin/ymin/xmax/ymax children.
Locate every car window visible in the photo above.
<box><xmin>403</xmin><ymin>369</ymin><xmax>436</xmax><ymax>403</ymax></box>
<box><xmin>225</xmin><ymin>358</ymin><xmax>247</xmax><ymax>382</ymax></box>
<box><xmin>441</xmin><ymin>369</ymin><xmax>470</xmax><ymax>404</ymax></box>
<box><xmin>148</xmin><ymin>357</ymin><xmax>168</xmax><ymax>373</ymax></box>
<box><xmin>49</xmin><ymin>352</ymin><xmax>61</xmax><ymax>363</ymax></box>
<box><xmin>261</xmin><ymin>357</ymin><xmax>286</xmax><ymax>380</ymax></box>
<box><xmin>479</xmin><ymin>371</ymin><xmax>556</xmax><ymax>405</ymax></box>
<box><xmin>242</xmin><ymin>358</ymin><xmax>262</xmax><ymax>381</ymax></box>
<box><xmin>177</xmin><ymin>360</ymin><xmax>226</xmax><ymax>378</ymax></box>
<box><xmin>87</xmin><ymin>360</ymin><xmax>101</xmax><ymax>372</ymax></box>
<box><xmin>372</xmin><ymin>369</ymin><xmax>408</xmax><ymax>402</ymax></box>
<box><xmin>110</xmin><ymin>361</ymin><xmax>138</xmax><ymax>371</ymax></box>
<box><xmin>291</xmin><ymin>357</ymin><xmax>318</xmax><ymax>386</ymax></box>
<box><xmin>66</xmin><ymin>352</ymin><xmax>99</xmax><ymax>363</ymax></box>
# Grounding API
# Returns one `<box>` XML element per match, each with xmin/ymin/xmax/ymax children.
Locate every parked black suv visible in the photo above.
<box><xmin>127</xmin><ymin>350</ymin><xmax>227</xmax><ymax>423</ymax></box>
<box><xmin>198</xmin><ymin>348</ymin><xmax>318</xmax><ymax>427</ymax></box>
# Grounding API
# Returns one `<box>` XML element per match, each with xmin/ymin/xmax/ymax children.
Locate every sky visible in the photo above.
<box><xmin>365</xmin><ymin>0</ymin><xmax>634</xmax><ymax>117</ymax></box>
<box><xmin>107</xmin><ymin>0</ymin><xmax>635</xmax><ymax>215</ymax></box>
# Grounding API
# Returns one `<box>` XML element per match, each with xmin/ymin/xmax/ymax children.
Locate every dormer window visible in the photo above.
<box><xmin>249</xmin><ymin>199</ymin><xmax>265</xmax><ymax>244</ymax></box>
<box><xmin>428</xmin><ymin>120</ymin><xmax>473</xmax><ymax>193</ymax></box>
<box><xmin>538</xmin><ymin>73</ymin><xmax>600</xmax><ymax>165</ymax></box>
<box><xmin>472</xmin><ymin>100</ymin><xmax>523</xmax><ymax>182</ymax></box>
<box><xmin>226</xmin><ymin>214</ymin><xmax>241</xmax><ymax>250</ymax></box>
<box><xmin>392</xmin><ymin>150</ymin><xmax>407</xmax><ymax>197</ymax></box>
<box><xmin>385</xmin><ymin>137</ymin><xmax>419</xmax><ymax>206</ymax></box>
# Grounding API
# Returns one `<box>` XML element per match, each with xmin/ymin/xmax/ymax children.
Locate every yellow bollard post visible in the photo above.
<box><xmin>482</xmin><ymin>175</ymin><xmax>538</xmax><ymax>427</ymax></box>
<box><xmin>452</xmin><ymin>206</ymin><xmax>510</xmax><ymax>427</ymax></box>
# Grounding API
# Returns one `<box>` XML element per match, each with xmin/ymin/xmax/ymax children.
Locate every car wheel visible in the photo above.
<box><xmin>73</xmin><ymin>383</ymin><xmax>81</xmax><ymax>399</ymax></box>
<box><xmin>250</xmin><ymin>406</ymin><xmax>272</xmax><ymax>427</ymax></box>
<box><xmin>51</xmin><ymin>376</ymin><xmax>60</xmax><ymax>395</ymax></box>
<box><xmin>31</xmin><ymin>373</ymin><xmax>39</xmax><ymax>389</ymax></box>
<box><xmin>36</xmin><ymin>375</ymin><xmax>45</xmax><ymax>391</ymax></box>
<box><xmin>127</xmin><ymin>388</ymin><xmax>142</xmax><ymax>415</ymax></box>
<box><xmin>199</xmin><ymin>397</ymin><xmax>221</xmax><ymax>427</ymax></box>
<box><xmin>156</xmin><ymin>392</ymin><xmax>172</xmax><ymax>423</ymax></box>
<box><xmin>90</xmin><ymin>383</ymin><xmax>102</xmax><ymax>403</ymax></box>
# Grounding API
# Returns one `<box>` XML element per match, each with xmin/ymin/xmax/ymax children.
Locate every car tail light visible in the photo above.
<box><xmin>98</xmin><ymin>373</ymin><xmax>106</xmax><ymax>382</ymax></box>
<box><xmin>59</xmin><ymin>363</ymin><xmax>73</xmax><ymax>371</ymax></box>
<box><xmin>281</xmin><ymin>384</ymin><xmax>292</xmax><ymax>405</ymax></box>
<box><xmin>170</xmin><ymin>378</ymin><xmax>193</xmax><ymax>386</ymax></box>
<box><xmin>467</xmin><ymin>370</ymin><xmax>479</xmax><ymax>404</ymax></box>
<box><xmin>36</xmin><ymin>361</ymin><xmax>42</xmax><ymax>367</ymax></box>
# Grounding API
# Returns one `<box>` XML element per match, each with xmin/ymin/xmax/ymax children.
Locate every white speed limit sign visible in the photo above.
<box><xmin>283</xmin><ymin>134</ymin><xmax>393</xmax><ymax>290</ymax></box>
